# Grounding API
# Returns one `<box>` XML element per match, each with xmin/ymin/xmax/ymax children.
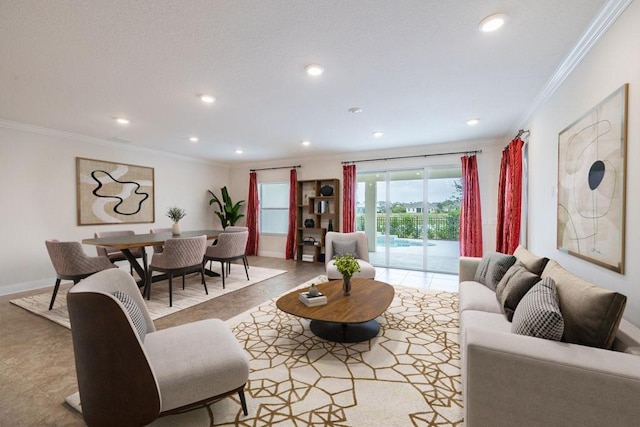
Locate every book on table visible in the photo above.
<box><xmin>299</xmin><ymin>291</ymin><xmax>327</xmax><ymax>306</ymax></box>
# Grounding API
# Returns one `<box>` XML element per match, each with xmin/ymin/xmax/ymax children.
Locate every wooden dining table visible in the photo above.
<box><xmin>82</xmin><ymin>229</ymin><xmax>222</xmax><ymax>287</ymax></box>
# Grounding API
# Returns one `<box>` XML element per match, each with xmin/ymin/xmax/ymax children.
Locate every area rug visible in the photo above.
<box><xmin>67</xmin><ymin>275</ymin><xmax>463</xmax><ymax>426</ymax></box>
<box><xmin>10</xmin><ymin>264</ymin><xmax>286</xmax><ymax>329</ymax></box>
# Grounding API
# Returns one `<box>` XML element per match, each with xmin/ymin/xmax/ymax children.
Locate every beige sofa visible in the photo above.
<box><xmin>459</xmin><ymin>247</ymin><xmax>640</xmax><ymax>427</ymax></box>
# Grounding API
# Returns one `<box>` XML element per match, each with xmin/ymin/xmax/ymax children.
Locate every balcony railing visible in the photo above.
<box><xmin>356</xmin><ymin>213</ymin><xmax>459</xmax><ymax>241</ymax></box>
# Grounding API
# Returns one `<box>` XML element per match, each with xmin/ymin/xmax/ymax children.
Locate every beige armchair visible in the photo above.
<box><xmin>45</xmin><ymin>239</ymin><xmax>116</xmax><ymax>310</ymax></box>
<box><xmin>67</xmin><ymin>269</ymin><xmax>250</xmax><ymax>426</ymax></box>
<box><xmin>325</xmin><ymin>232</ymin><xmax>376</xmax><ymax>279</ymax></box>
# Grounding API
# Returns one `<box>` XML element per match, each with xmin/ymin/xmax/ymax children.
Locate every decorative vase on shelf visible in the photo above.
<box><xmin>328</xmin><ymin>219</ymin><xmax>333</xmax><ymax>231</ymax></box>
<box><xmin>342</xmin><ymin>276</ymin><xmax>351</xmax><ymax>296</ymax></box>
<box><xmin>172</xmin><ymin>222</ymin><xmax>181</xmax><ymax>236</ymax></box>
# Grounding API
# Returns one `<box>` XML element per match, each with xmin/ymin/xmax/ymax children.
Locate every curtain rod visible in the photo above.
<box><xmin>515</xmin><ymin>129</ymin><xmax>530</xmax><ymax>139</ymax></box>
<box><xmin>341</xmin><ymin>150</ymin><xmax>482</xmax><ymax>165</ymax></box>
<box><xmin>250</xmin><ymin>165</ymin><xmax>301</xmax><ymax>172</ymax></box>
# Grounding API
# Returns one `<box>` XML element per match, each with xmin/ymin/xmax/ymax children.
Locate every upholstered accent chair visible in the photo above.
<box><xmin>67</xmin><ymin>269</ymin><xmax>250</xmax><ymax>426</ymax></box>
<box><xmin>325</xmin><ymin>232</ymin><xmax>376</xmax><ymax>280</ymax></box>
<box><xmin>94</xmin><ymin>230</ymin><xmax>146</xmax><ymax>274</ymax></box>
<box><xmin>45</xmin><ymin>239</ymin><xmax>116</xmax><ymax>310</ymax></box>
<box><xmin>150</xmin><ymin>227</ymin><xmax>172</xmax><ymax>254</ymax></box>
<box><xmin>146</xmin><ymin>235</ymin><xmax>208</xmax><ymax>307</ymax></box>
<box><xmin>221</xmin><ymin>226</ymin><xmax>250</xmax><ymax>271</ymax></box>
<box><xmin>203</xmin><ymin>230</ymin><xmax>250</xmax><ymax>289</ymax></box>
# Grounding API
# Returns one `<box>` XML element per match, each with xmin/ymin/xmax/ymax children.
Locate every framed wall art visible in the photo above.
<box><xmin>557</xmin><ymin>84</ymin><xmax>628</xmax><ymax>273</ymax></box>
<box><xmin>76</xmin><ymin>157</ymin><xmax>155</xmax><ymax>225</ymax></box>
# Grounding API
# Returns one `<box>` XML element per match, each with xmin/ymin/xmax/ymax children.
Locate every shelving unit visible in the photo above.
<box><xmin>296</xmin><ymin>178</ymin><xmax>340</xmax><ymax>263</ymax></box>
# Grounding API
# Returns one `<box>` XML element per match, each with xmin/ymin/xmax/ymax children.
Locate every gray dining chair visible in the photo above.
<box><xmin>203</xmin><ymin>230</ymin><xmax>249</xmax><ymax>289</ymax></box>
<box><xmin>45</xmin><ymin>240</ymin><xmax>116</xmax><ymax>310</ymax></box>
<box><xmin>146</xmin><ymin>235</ymin><xmax>208</xmax><ymax>307</ymax></box>
<box><xmin>224</xmin><ymin>226</ymin><xmax>250</xmax><ymax>271</ymax></box>
<box><xmin>94</xmin><ymin>230</ymin><xmax>146</xmax><ymax>275</ymax></box>
<box><xmin>150</xmin><ymin>227</ymin><xmax>172</xmax><ymax>254</ymax></box>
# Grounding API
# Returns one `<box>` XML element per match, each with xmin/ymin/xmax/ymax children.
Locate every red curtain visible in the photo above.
<box><xmin>460</xmin><ymin>155</ymin><xmax>483</xmax><ymax>256</ymax></box>
<box><xmin>285</xmin><ymin>169</ymin><xmax>297</xmax><ymax>259</ymax></box>
<box><xmin>246</xmin><ymin>171</ymin><xmax>260</xmax><ymax>256</ymax></box>
<box><xmin>342</xmin><ymin>164</ymin><xmax>356</xmax><ymax>233</ymax></box>
<box><xmin>496</xmin><ymin>137</ymin><xmax>524</xmax><ymax>254</ymax></box>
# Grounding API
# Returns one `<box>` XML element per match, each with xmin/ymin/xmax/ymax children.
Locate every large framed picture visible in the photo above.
<box><xmin>557</xmin><ymin>84</ymin><xmax>628</xmax><ymax>273</ymax></box>
<box><xmin>76</xmin><ymin>157</ymin><xmax>155</xmax><ymax>225</ymax></box>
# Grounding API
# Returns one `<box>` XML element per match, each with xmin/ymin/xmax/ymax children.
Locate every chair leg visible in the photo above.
<box><xmin>238</xmin><ymin>388</ymin><xmax>248</xmax><ymax>416</ymax></box>
<box><xmin>48</xmin><ymin>278</ymin><xmax>62</xmax><ymax>310</ymax></box>
<box><xmin>145</xmin><ymin>268</ymin><xmax>152</xmax><ymax>300</ymax></box>
<box><xmin>242</xmin><ymin>257</ymin><xmax>249</xmax><ymax>281</ymax></box>
<box><xmin>201</xmin><ymin>266</ymin><xmax>208</xmax><ymax>295</ymax></box>
<box><xmin>220</xmin><ymin>261</ymin><xmax>226</xmax><ymax>289</ymax></box>
<box><xmin>168</xmin><ymin>273</ymin><xmax>173</xmax><ymax>307</ymax></box>
<box><xmin>182</xmin><ymin>273</ymin><xmax>186</xmax><ymax>290</ymax></box>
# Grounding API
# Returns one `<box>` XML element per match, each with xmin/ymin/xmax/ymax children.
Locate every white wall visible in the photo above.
<box><xmin>527</xmin><ymin>0</ymin><xmax>640</xmax><ymax>325</ymax></box>
<box><xmin>0</xmin><ymin>125</ymin><xmax>229</xmax><ymax>294</ymax></box>
<box><xmin>228</xmin><ymin>139</ymin><xmax>504</xmax><ymax>258</ymax></box>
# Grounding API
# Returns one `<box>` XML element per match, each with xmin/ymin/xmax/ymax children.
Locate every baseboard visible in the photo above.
<box><xmin>0</xmin><ymin>278</ymin><xmax>54</xmax><ymax>297</ymax></box>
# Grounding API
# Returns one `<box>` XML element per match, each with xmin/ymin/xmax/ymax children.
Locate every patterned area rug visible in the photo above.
<box><xmin>10</xmin><ymin>264</ymin><xmax>286</xmax><ymax>329</ymax></box>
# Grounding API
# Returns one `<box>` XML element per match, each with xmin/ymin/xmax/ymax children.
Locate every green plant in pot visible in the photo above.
<box><xmin>208</xmin><ymin>186</ymin><xmax>245</xmax><ymax>229</ymax></box>
<box><xmin>166</xmin><ymin>206</ymin><xmax>186</xmax><ymax>236</ymax></box>
<box><xmin>333</xmin><ymin>253</ymin><xmax>360</xmax><ymax>296</ymax></box>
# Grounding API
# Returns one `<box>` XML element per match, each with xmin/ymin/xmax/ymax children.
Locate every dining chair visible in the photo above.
<box><xmin>150</xmin><ymin>227</ymin><xmax>172</xmax><ymax>254</ymax></box>
<box><xmin>94</xmin><ymin>230</ymin><xmax>146</xmax><ymax>275</ymax></box>
<box><xmin>203</xmin><ymin>230</ymin><xmax>249</xmax><ymax>289</ymax></box>
<box><xmin>146</xmin><ymin>235</ymin><xmax>208</xmax><ymax>307</ymax></box>
<box><xmin>45</xmin><ymin>240</ymin><xmax>116</xmax><ymax>310</ymax></box>
<box><xmin>67</xmin><ymin>268</ymin><xmax>250</xmax><ymax>426</ymax></box>
<box><xmin>224</xmin><ymin>226</ymin><xmax>250</xmax><ymax>271</ymax></box>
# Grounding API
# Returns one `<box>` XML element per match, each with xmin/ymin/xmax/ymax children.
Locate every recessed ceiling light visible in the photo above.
<box><xmin>235</xmin><ymin>149</ymin><xmax>243</xmax><ymax>154</ymax></box>
<box><xmin>466</xmin><ymin>118</ymin><xmax>480</xmax><ymax>126</ymax></box>
<box><xmin>372</xmin><ymin>131</ymin><xmax>384</xmax><ymax>138</ymax></box>
<box><xmin>200</xmin><ymin>94</ymin><xmax>215</xmax><ymax>103</ymax></box>
<box><xmin>115</xmin><ymin>117</ymin><xmax>130</xmax><ymax>125</ymax></box>
<box><xmin>348</xmin><ymin>107</ymin><xmax>363</xmax><ymax>114</ymax></box>
<box><xmin>305</xmin><ymin>64</ymin><xmax>324</xmax><ymax>76</ymax></box>
<box><xmin>301</xmin><ymin>140</ymin><xmax>311</xmax><ymax>146</ymax></box>
<box><xmin>479</xmin><ymin>13</ymin><xmax>506</xmax><ymax>32</ymax></box>
<box><xmin>189</xmin><ymin>137</ymin><xmax>199</xmax><ymax>143</ymax></box>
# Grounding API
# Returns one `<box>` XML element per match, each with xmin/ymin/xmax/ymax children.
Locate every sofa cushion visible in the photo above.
<box><xmin>542</xmin><ymin>260</ymin><xmax>626</xmax><ymax>349</ymax></box>
<box><xmin>511</xmin><ymin>277</ymin><xmax>564</xmax><ymax>341</ymax></box>
<box><xmin>459</xmin><ymin>281</ymin><xmax>503</xmax><ymax>314</ymax></box>
<box><xmin>513</xmin><ymin>245</ymin><xmax>549</xmax><ymax>275</ymax></box>
<box><xmin>495</xmin><ymin>262</ymin><xmax>541</xmax><ymax>321</ymax></box>
<box><xmin>473</xmin><ymin>252</ymin><xmax>517</xmax><ymax>291</ymax></box>
<box><xmin>113</xmin><ymin>290</ymin><xmax>147</xmax><ymax>341</ymax></box>
<box><xmin>332</xmin><ymin>240</ymin><xmax>358</xmax><ymax>258</ymax></box>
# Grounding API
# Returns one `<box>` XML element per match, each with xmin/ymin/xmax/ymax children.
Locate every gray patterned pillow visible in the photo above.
<box><xmin>495</xmin><ymin>262</ymin><xmax>541</xmax><ymax>321</ymax></box>
<box><xmin>113</xmin><ymin>291</ymin><xmax>147</xmax><ymax>341</ymax></box>
<box><xmin>474</xmin><ymin>252</ymin><xmax>517</xmax><ymax>291</ymax></box>
<box><xmin>333</xmin><ymin>240</ymin><xmax>358</xmax><ymax>258</ymax></box>
<box><xmin>511</xmin><ymin>277</ymin><xmax>564</xmax><ymax>341</ymax></box>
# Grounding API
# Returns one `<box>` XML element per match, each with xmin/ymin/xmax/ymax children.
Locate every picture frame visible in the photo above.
<box><xmin>76</xmin><ymin>157</ymin><xmax>155</xmax><ymax>225</ymax></box>
<box><xmin>557</xmin><ymin>84</ymin><xmax>628</xmax><ymax>273</ymax></box>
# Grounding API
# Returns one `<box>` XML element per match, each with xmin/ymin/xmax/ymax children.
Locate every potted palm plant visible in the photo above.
<box><xmin>208</xmin><ymin>186</ymin><xmax>245</xmax><ymax>229</ymax></box>
<box><xmin>333</xmin><ymin>253</ymin><xmax>361</xmax><ymax>296</ymax></box>
<box><xmin>166</xmin><ymin>206</ymin><xmax>186</xmax><ymax>236</ymax></box>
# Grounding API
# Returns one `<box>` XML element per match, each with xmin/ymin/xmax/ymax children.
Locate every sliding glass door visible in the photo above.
<box><xmin>356</xmin><ymin>166</ymin><xmax>461</xmax><ymax>274</ymax></box>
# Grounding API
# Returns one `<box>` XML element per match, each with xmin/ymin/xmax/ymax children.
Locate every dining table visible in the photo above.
<box><xmin>82</xmin><ymin>229</ymin><xmax>222</xmax><ymax>287</ymax></box>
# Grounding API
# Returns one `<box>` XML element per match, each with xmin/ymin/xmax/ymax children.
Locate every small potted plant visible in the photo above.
<box><xmin>333</xmin><ymin>253</ymin><xmax>361</xmax><ymax>296</ymax></box>
<box><xmin>166</xmin><ymin>206</ymin><xmax>186</xmax><ymax>236</ymax></box>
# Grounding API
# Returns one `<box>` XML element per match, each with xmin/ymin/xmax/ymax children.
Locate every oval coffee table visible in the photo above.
<box><xmin>276</xmin><ymin>278</ymin><xmax>395</xmax><ymax>343</ymax></box>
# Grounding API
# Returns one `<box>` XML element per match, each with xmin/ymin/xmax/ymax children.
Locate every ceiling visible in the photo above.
<box><xmin>0</xmin><ymin>0</ymin><xmax>609</xmax><ymax>164</ymax></box>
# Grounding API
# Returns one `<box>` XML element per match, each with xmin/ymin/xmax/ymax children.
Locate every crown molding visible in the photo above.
<box><xmin>512</xmin><ymin>0</ymin><xmax>632</xmax><ymax>134</ymax></box>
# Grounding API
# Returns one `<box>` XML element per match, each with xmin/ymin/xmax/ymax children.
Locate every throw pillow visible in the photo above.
<box><xmin>473</xmin><ymin>252</ymin><xmax>517</xmax><ymax>291</ymax></box>
<box><xmin>542</xmin><ymin>260</ymin><xmax>627</xmax><ymax>349</ymax></box>
<box><xmin>495</xmin><ymin>261</ymin><xmax>541</xmax><ymax>321</ymax></box>
<box><xmin>511</xmin><ymin>277</ymin><xmax>564</xmax><ymax>341</ymax></box>
<box><xmin>513</xmin><ymin>245</ymin><xmax>549</xmax><ymax>275</ymax></box>
<box><xmin>113</xmin><ymin>290</ymin><xmax>147</xmax><ymax>341</ymax></box>
<box><xmin>333</xmin><ymin>240</ymin><xmax>358</xmax><ymax>258</ymax></box>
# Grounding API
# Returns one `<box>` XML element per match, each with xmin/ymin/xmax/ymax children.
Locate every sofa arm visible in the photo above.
<box><xmin>459</xmin><ymin>257</ymin><xmax>481</xmax><ymax>283</ymax></box>
<box><xmin>464</xmin><ymin>327</ymin><xmax>640</xmax><ymax>427</ymax></box>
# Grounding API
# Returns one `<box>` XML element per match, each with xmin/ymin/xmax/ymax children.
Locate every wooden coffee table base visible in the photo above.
<box><xmin>310</xmin><ymin>319</ymin><xmax>380</xmax><ymax>343</ymax></box>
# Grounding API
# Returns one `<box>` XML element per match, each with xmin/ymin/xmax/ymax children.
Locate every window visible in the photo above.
<box><xmin>259</xmin><ymin>182</ymin><xmax>290</xmax><ymax>234</ymax></box>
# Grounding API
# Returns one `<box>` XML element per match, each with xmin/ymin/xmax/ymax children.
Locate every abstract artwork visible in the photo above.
<box><xmin>557</xmin><ymin>84</ymin><xmax>627</xmax><ymax>273</ymax></box>
<box><xmin>76</xmin><ymin>158</ymin><xmax>154</xmax><ymax>225</ymax></box>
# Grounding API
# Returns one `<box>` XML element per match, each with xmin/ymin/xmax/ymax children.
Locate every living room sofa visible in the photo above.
<box><xmin>459</xmin><ymin>246</ymin><xmax>640</xmax><ymax>427</ymax></box>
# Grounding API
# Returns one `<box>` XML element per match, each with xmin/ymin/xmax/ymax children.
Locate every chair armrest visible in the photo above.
<box><xmin>459</xmin><ymin>257</ymin><xmax>481</xmax><ymax>283</ymax></box>
<box><xmin>464</xmin><ymin>327</ymin><xmax>640</xmax><ymax>427</ymax></box>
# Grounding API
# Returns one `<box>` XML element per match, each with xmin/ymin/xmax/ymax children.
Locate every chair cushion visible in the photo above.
<box><xmin>511</xmin><ymin>277</ymin><xmax>564</xmax><ymax>341</ymax></box>
<box><xmin>144</xmin><ymin>318</ymin><xmax>249</xmax><ymax>412</ymax></box>
<box><xmin>542</xmin><ymin>260</ymin><xmax>626</xmax><ymax>349</ymax></box>
<box><xmin>332</xmin><ymin>240</ymin><xmax>358</xmax><ymax>258</ymax></box>
<box><xmin>495</xmin><ymin>262</ymin><xmax>541</xmax><ymax>321</ymax></box>
<box><xmin>113</xmin><ymin>291</ymin><xmax>147</xmax><ymax>341</ymax></box>
<box><xmin>473</xmin><ymin>252</ymin><xmax>517</xmax><ymax>291</ymax></box>
<box><xmin>326</xmin><ymin>259</ymin><xmax>376</xmax><ymax>280</ymax></box>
